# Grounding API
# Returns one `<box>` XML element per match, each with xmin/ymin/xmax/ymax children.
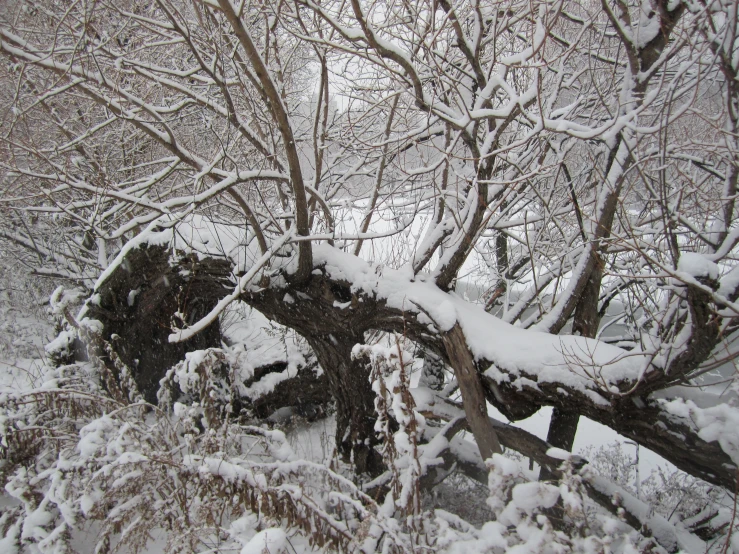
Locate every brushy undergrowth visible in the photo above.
<box><xmin>0</xmin><ymin>327</ymin><xmax>730</xmax><ymax>553</ymax></box>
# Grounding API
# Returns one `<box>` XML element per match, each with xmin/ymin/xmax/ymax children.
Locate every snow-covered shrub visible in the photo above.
<box><xmin>356</xmin><ymin>338</ymin><xmax>425</xmax><ymax>534</ymax></box>
<box><xmin>2</xmin><ymin>357</ymin><xmax>734</xmax><ymax>553</ymax></box>
<box><xmin>354</xmin><ymin>336</ymin><xmax>680</xmax><ymax>553</ymax></box>
<box><xmin>159</xmin><ymin>348</ymin><xmax>235</xmax><ymax>429</ymax></box>
<box><xmin>582</xmin><ymin>442</ymin><xmax>730</xmax><ymax>543</ymax></box>
<box><xmin>0</xmin><ymin>359</ymin><xmax>415</xmax><ymax>554</ymax></box>
<box><xmin>1</xmin><ymin>325</ymin><xmax>734</xmax><ymax>553</ymax></box>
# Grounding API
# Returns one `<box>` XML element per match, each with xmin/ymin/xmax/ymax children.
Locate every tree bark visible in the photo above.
<box><xmin>245</xmin><ymin>273</ymin><xmax>391</xmax><ymax>476</ymax></box>
<box><xmin>85</xmin><ymin>244</ymin><xmax>231</xmax><ymax>402</ymax></box>
<box><xmin>307</xmin><ymin>333</ymin><xmax>384</xmax><ymax>476</ymax></box>
<box><xmin>442</xmin><ymin>324</ymin><xmax>502</xmax><ymax>460</ymax></box>
<box><xmin>545</xmin><ymin>408</ymin><xmax>580</xmax><ymax>452</ymax></box>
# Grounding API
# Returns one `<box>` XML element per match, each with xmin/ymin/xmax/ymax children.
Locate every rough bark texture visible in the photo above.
<box><xmin>442</xmin><ymin>324</ymin><xmax>502</xmax><ymax>460</ymax></box>
<box><xmin>419</xmin><ymin>349</ymin><xmax>446</xmax><ymax>390</ymax></box>
<box><xmin>246</xmin><ymin>272</ymin><xmax>388</xmax><ymax>475</ymax></box>
<box><xmin>83</xmin><ymin>245</ymin><xmax>335</xmax><ymax>420</ymax></box>
<box><xmin>308</xmin><ymin>334</ymin><xmax>383</xmax><ymax>476</ymax></box>
<box><xmin>245</xmin><ymin>360</ymin><xmax>331</xmax><ymax>421</ymax></box>
<box><xmin>485</xmin><ymin>369</ymin><xmax>735</xmax><ymax>489</ymax></box>
<box><xmin>86</xmin><ymin>244</ymin><xmax>231</xmax><ymax>402</ymax></box>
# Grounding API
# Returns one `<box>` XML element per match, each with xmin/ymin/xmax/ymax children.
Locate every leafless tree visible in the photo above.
<box><xmin>2</xmin><ymin>0</ymin><xmax>739</xmax><ymax>547</ymax></box>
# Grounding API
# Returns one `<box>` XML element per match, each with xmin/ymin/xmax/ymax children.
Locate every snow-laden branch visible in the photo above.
<box><xmin>168</xmin><ymin>230</ymin><xmax>293</xmax><ymax>343</ymax></box>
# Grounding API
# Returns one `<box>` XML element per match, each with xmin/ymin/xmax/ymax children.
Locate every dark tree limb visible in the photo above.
<box><xmin>442</xmin><ymin>324</ymin><xmax>502</xmax><ymax>460</ymax></box>
<box><xmin>242</xmin><ymin>265</ymin><xmax>738</xmax><ymax>491</ymax></box>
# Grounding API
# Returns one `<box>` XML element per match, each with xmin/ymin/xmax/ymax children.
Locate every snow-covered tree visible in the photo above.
<box><xmin>2</xmin><ymin>0</ymin><xmax>739</xmax><ymax>551</ymax></box>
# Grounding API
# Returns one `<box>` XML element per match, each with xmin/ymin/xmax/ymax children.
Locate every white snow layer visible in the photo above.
<box><xmin>312</xmin><ymin>244</ymin><xmax>643</xmax><ymax>396</ymax></box>
<box><xmin>240</xmin><ymin>528</ymin><xmax>288</xmax><ymax>554</ymax></box>
<box><xmin>677</xmin><ymin>252</ymin><xmax>719</xmax><ymax>282</ymax></box>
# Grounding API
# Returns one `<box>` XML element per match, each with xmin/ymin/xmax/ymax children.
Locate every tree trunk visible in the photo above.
<box><xmin>539</xmin><ymin>264</ymin><xmax>604</xmax><ymax>478</ymax></box>
<box><xmin>307</xmin><ymin>332</ymin><xmax>384</xmax><ymax>476</ymax></box>
<box><xmin>545</xmin><ymin>408</ymin><xmax>580</xmax><ymax>452</ymax></box>
<box><xmin>85</xmin><ymin>244</ymin><xmax>231</xmax><ymax>402</ymax></box>
<box><xmin>86</xmin><ymin>249</ymin><xmax>735</xmax><ymax>491</ymax></box>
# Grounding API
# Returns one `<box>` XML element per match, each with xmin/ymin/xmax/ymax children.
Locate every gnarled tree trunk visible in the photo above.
<box><xmin>86</xmin><ymin>245</ymin><xmax>231</xmax><ymax>402</ymax></box>
<box><xmin>308</xmin><ymin>333</ymin><xmax>383</xmax><ymax>475</ymax></box>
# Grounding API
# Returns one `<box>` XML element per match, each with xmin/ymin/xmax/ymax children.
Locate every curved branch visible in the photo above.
<box><xmin>216</xmin><ymin>0</ymin><xmax>312</xmax><ymax>280</ymax></box>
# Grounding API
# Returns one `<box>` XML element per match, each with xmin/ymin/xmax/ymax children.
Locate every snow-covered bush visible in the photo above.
<box><xmin>0</xmin><ymin>359</ymin><xmax>413</xmax><ymax>553</ymax></box>
<box><xmin>583</xmin><ymin>442</ymin><xmax>730</xmax><ymax>544</ymax></box>
<box><xmin>2</xmin><ymin>324</ymin><xmax>737</xmax><ymax>553</ymax></box>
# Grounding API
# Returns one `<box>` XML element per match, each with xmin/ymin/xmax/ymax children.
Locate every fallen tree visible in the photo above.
<box><xmin>70</xmin><ymin>227</ymin><xmax>738</xmax><ymax>491</ymax></box>
<box><xmin>3</xmin><ymin>0</ymin><xmax>739</xmax><ymax>549</ymax></box>
<box><xmin>239</xmin><ymin>244</ymin><xmax>739</xmax><ymax>491</ymax></box>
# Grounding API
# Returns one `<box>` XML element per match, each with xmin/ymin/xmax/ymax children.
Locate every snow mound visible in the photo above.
<box><xmin>240</xmin><ymin>528</ymin><xmax>288</xmax><ymax>554</ymax></box>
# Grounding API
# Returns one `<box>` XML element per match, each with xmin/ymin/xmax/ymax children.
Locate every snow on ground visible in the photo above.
<box><xmin>0</xmin><ymin>358</ymin><xmax>49</xmax><ymax>392</ymax></box>
<box><xmin>285</xmin><ymin>416</ymin><xmax>337</xmax><ymax>467</ymax></box>
<box><xmin>0</xmin><ymin>310</ymin><xmax>55</xmax><ymax>362</ymax></box>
